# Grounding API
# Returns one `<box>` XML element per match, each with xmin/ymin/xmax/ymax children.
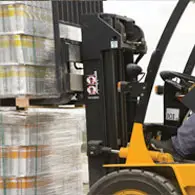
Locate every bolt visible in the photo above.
<box><xmin>141</xmin><ymin>93</ymin><xmax>144</xmax><ymax>97</ymax></box>
<box><xmin>90</xmin><ymin>151</ymin><xmax>94</xmax><ymax>155</ymax></box>
<box><xmin>143</xmin><ymin>86</ymin><xmax>146</xmax><ymax>90</ymax></box>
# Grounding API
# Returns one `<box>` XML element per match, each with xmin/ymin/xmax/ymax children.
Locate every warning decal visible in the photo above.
<box><xmin>86</xmin><ymin>75</ymin><xmax>97</xmax><ymax>85</ymax></box>
<box><xmin>86</xmin><ymin>71</ymin><xmax>99</xmax><ymax>99</ymax></box>
<box><xmin>87</xmin><ymin>86</ymin><xmax>98</xmax><ymax>95</ymax></box>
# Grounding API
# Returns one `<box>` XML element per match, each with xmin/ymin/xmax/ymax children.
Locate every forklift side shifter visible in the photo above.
<box><xmin>87</xmin><ymin>140</ymin><xmax>119</xmax><ymax>156</ymax></box>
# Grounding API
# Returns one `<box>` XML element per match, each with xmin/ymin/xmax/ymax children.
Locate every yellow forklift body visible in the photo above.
<box><xmin>104</xmin><ymin>123</ymin><xmax>195</xmax><ymax>195</ymax></box>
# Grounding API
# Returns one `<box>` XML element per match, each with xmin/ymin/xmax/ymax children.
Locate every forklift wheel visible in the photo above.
<box><xmin>88</xmin><ymin>169</ymin><xmax>181</xmax><ymax>195</ymax></box>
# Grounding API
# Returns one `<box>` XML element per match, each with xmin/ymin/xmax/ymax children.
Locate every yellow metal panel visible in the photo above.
<box><xmin>125</xmin><ymin>123</ymin><xmax>154</xmax><ymax>164</ymax></box>
<box><xmin>103</xmin><ymin>122</ymin><xmax>195</xmax><ymax>195</ymax></box>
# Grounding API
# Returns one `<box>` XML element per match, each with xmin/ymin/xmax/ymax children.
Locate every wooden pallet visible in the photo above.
<box><xmin>0</xmin><ymin>96</ymin><xmax>56</xmax><ymax>109</ymax></box>
<box><xmin>16</xmin><ymin>96</ymin><xmax>33</xmax><ymax>108</ymax></box>
<box><xmin>0</xmin><ymin>96</ymin><xmax>85</xmax><ymax>110</ymax></box>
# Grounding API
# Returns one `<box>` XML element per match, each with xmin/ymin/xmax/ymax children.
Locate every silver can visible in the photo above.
<box><xmin>0</xmin><ymin>6</ymin><xmax>3</xmax><ymax>33</ymax></box>
<box><xmin>5</xmin><ymin>177</ymin><xmax>18</xmax><ymax>195</ymax></box>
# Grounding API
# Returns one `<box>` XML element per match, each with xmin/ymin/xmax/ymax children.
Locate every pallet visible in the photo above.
<box><xmin>0</xmin><ymin>96</ymin><xmax>85</xmax><ymax>110</ymax></box>
<box><xmin>0</xmin><ymin>97</ymin><xmax>56</xmax><ymax>110</ymax></box>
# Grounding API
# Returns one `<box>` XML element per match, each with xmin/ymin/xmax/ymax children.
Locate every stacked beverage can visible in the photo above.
<box><xmin>0</xmin><ymin>146</ymin><xmax>50</xmax><ymax>177</ymax></box>
<box><xmin>0</xmin><ymin>1</ymin><xmax>57</xmax><ymax>99</ymax></box>
<box><xmin>0</xmin><ymin>176</ymin><xmax>52</xmax><ymax>195</ymax></box>
<box><xmin>0</xmin><ymin>2</ymin><xmax>53</xmax><ymax>38</ymax></box>
<box><xmin>0</xmin><ymin>107</ymin><xmax>83</xmax><ymax>195</ymax></box>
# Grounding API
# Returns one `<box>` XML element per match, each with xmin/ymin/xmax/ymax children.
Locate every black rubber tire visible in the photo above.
<box><xmin>88</xmin><ymin>169</ymin><xmax>181</xmax><ymax>195</ymax></box>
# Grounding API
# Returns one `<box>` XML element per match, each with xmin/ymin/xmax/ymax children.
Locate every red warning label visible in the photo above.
<box><xmin>87</xmin><ymin>86</ymin><xmax>98</xmax><ymax>95</ymax></box>
<box><xmin>86</xmin><ymin>71</ymin><xmax>99</xmax><ymax>98</ymax></box>
<box><xmin>86</xmin><ymin>75</ymin><xmax>97</xmax><ymax>85</ymax></box>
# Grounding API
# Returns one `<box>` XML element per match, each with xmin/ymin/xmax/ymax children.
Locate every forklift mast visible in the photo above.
<box><xmin>81</xmin><ymin>13</ymin><xmax>147</xmax><ymax>185</ymax></box>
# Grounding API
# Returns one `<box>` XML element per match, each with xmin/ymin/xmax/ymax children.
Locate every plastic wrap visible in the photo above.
<box><xmin>0</xmin><ymin>2</ymin><xmax>53</xmax><ymax>38</ymax></box>
<box><xmin>0</xmin><ymin>1</ymin><xmax>57</xmax><ymax>99</ymax></box>
<box><xmin>0</xmin><ymin>1</ymin><xmax>52</xmax><ymax>9</ymax></box>
<box><xmin>0</xmin><ymin>65</ymin><xmax>57</xmax><ymax>98</ymax></box>
<box><xmin>0</xmin><ymin>35</ymin><xmax>55</xmax><ymax>65</ymax></box>
<box><xmin>0</xmin><ymin>107</ymin><xmax>84</xmax><ymax>195</ymax></box>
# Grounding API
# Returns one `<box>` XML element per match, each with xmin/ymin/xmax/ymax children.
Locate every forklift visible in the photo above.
<box><xmin>79</xmin><ymin>0</ymin><xmax>195</xmax><ymax>194</ymax></box>
<box><xmin>40</xmin><ymin>0</ymin><xmax>195</xmax><ymax>194</ymax></box>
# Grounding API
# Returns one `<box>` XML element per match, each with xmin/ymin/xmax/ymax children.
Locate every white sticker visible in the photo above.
<box><xmin>86</xmin><ymin>71</ymin><xmax>99</xmax><ymax>97</ymax></box>
<box><xmin>110</xmin><ymin>40</ymin><xmax>118</xmax><ymax>48</ymax></box>
<box><xmin>166</xmin><ymin>108</ymin><xmax>180</xmax><ymax>121</ymax></box>
<box><xmin>59</xmin><ymin>23</ymin><xmax>82</xmax><ymax>42</ymax></box>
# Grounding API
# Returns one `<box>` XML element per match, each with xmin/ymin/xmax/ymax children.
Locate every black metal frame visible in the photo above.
<box><xmin>54</xmin><ymin>0</ymin><xmax>104</xmax><ymax>25</ymax></box>
<box><xmin>52</xmin><ymin>0</ymin><xmax>104</xmax><ymax>93</ymax></box>
<box><xmin>183</xmin><ymin>45</ymin><xmax>195</xmax><ymax>75</ymax></box>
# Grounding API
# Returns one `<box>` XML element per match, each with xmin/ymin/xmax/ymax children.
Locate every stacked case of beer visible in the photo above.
<box><xmin>0</xmin><ymin>107</ymin><xmax>83</xmax><ymax>195</ymax></box>
<box><xmin>0</xmin><ymin>1</ymin><xmax>84</xmax><ymax>195</ymax></box>
<box><xmin>0</xmin><ymin>1</ymin><xmax>57</xmax><ymax>98</ymax></box>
